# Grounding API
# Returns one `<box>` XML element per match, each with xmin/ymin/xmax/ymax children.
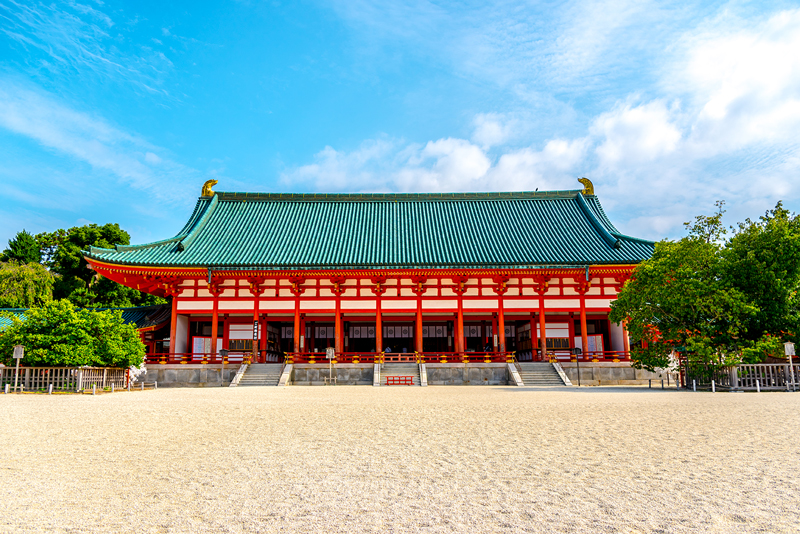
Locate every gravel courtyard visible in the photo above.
<box><xmin>1</xmin><ymin>386</ymin><xmax>798</xmax><ymax>533</ymax></box>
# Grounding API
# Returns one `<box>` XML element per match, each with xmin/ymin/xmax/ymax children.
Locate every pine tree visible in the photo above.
<box><xmin>2</xmin><ymin>230</ymin><xmax>42</xmax><ymax>264</ymax></box>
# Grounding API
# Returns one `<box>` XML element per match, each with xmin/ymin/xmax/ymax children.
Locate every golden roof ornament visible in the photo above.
<box><xmin>578</xmin><ymin>177</ymin><xmax>594</xmax><ymax>195</ymax></box>
<box><xmin>201</xmin><ymin>179</ymin><xmax>218</xmax><ymax>197</ymax></box>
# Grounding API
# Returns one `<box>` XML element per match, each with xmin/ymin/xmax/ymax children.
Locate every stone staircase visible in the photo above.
<box><xmin>517</xmin><ymin>362</ymin><xmax>569</xmax><ymax>386</ymax></box>
<box><xmin>380</xmin><ymin>363</ymin><xmax>421</xmax><ymax>386</ymax></box>
<box><xmin>237</xmin><ymin>363</ymin><xmax>282</xmax><ymax>387</ymax></box>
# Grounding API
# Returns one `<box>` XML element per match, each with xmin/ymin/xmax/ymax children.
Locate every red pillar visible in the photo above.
<box><xmin>538</xmin><ymin>298</ymin><xmax>547</xmax><ymax>360</ymax></box>
<box><xmin>260</xmin><ymin>316</ymin><xmax>268</xmax><ymax>361</ymax></box>
<box><xmin>415</xmin><ymin>300</ymin><xmax>423</xmax><ymax>353</ymax></box>
<box><xmin>335</xmin><ymin>302</ymin><xmax>343</xmax><ymax>354</ymax></box>
<box><xmin>293</xmin><ymin>302</ymin><xmax>300</xmax><ymax>353</ymax></box>
<box><xmin>498</xmin><ymin>305</ymin><xmax>506</xmax><ymax>354</ymax></box>
<box><xmin>456</xmin><ymin>303</ymin><xmax>464</xmax><ymax>354</ymax></box>
<box><xmin>300</xmin><ymin>314</ymin><xmax>307</xmax><ymax>356</ymax></box>
<box><xmin>169</xmin><ymin>297</ymin><xmax>178</xmax><ymax>362</ymax></box>
<box><xmin>376</xmin><ymin>310</ymin><xmax>383</xmax><ymax>353</ymax></box>
<box><xmin>210</xmin><ymin>297</ymin><xmax>219</xmax><ymax>364</ymax></box>
<box><xmin>580</xmin><ymin>298</ymin><xmax>589</xmax><ymax>359</ymax></box>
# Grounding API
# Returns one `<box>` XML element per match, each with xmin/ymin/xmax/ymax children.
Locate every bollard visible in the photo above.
<box><xmin>127</xmin><ymin>381</ymin><xmax>131</xmax><ymax>392</ymax></box>
<box><xmin>4</xmin><ymin>384</ymin><xmax>8</xmax><ymax>394</ymax></box>
<box><xmin>756</xmin><ymin>380</ymin><xmax>760</xmax><ymax>393</ymax></box>
<box><xmin>48</xmin><ymin>384</ymin><xmax>53</xmax><ymax>395</ymax></box>
<box><xmin>141</xmin><ymin>382</ymin><xmax>144</xmax><ymax>391</ymax></box>
<box><xmin>667</xmin><ymin>375</ymin><xmax>670</xmax><ymax>387</ymax></box>
<box><xmin>712</xmin><ymin>380</ymin><xmax>715</xmax><ymax>393</ymax></box>
<box><xmin>93</xmin><ymin>384</ymin><xmax>96</xmax><ymax>396</ymax></box>
<box><xmin>649</xmin><ymin>379</ymin><xmax>651</xmax><ymax>388</ymax></box>
<box><xmin>692</xmin><ymin>379</ymin><xmax>696</xmax><ymax>392</ymax></box>
<box><xmin>154</xmin><ymin>381</ymin><xmax>157</xmax><ymax>390</ymax></box>
<box><xmin>661</xmin><ymin>379</ymin><xmax>664</xmax><ymax>390</ymax></box>
<box><xmin>111</xmin><ymin>383</ymin><xmax>115</xmax><ymax>393</ymax></box>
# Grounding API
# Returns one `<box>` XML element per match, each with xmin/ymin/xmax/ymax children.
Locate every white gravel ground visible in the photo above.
<box><xmin>1</xmin><ymin>386</ymin><xmax>799</xmax><ymax>533</ymax></box>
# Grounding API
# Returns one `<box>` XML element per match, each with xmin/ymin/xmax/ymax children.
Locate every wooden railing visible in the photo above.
<box><xmin>683</xmin><ymin>363</ymin><xmax>798</xmax><ymax>391</ymax></box>
<box><xmin>541</xmin><ymin>350</ymin><xmax>631</xmax><ymax>362</ymax></box>
<box><xmin>285</xmin><ymin>351</ymin><xmax>517</xmax><ymax>364</ymax></box>
<box><xmin>0</xmin><ymin>367</ymin><xmax>128</xmax><ymax>392</ymax></box>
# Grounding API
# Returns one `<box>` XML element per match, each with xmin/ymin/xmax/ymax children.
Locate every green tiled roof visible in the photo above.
<box><xmin>0</xmin><ymin>305</ymin><xmax>170</xmax><ymax>331</ymax></box>
<box><xmin>84</xmin><ymin>189</ymin><xmax>654</xmax><ymax>269</ymax></box>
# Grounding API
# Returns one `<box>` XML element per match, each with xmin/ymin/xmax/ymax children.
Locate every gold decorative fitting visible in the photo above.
<box><xmin>201</xmin><ymin>179</ymin><xmax>218</xmax><ymax>197</ymax></box>
<box><xmin>578</xmin><ymin>177</ymin><xmax>594</xmax><ymax>195</ymax></box>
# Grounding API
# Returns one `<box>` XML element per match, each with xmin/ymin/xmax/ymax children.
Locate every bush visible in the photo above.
<box><xmin>0</xmin><ymin>300</ymin><xmax>145</xmax><ymax>367</ymax></box>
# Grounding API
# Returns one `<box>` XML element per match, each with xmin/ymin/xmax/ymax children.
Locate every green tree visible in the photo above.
<box><xmin>610</xmin><ymin>202</ymin><xmax>796</xmax><ymax>371</ymax></box>
<box><xmin>722</xmin><ymin>203</ymin><xmax>800</xmax><ymax>359</ymax></box>
<box><xmin>36</xmin><ymin>224</ymin><xmax>165</xmax><ymax>308</ymax></box>
<box><xmin>0</xmin><ymin>261</ymin><xmax>54</xmax><ymax>308</ymax></box>
<box><xmin>1</xmin><ymin>230</ymin><xmax>42</xmax><ymax>264</ymax></box>
<box><xmin>0</xmin><ymin>300</ymin><xmax>145</xmax><ymax>367</ymax></box>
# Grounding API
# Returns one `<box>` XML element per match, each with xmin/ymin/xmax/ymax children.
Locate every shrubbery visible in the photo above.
<box><xmin>0</xmin><ymin>300</ymin><xmax>145</xmax><ymax>368</ymax></box>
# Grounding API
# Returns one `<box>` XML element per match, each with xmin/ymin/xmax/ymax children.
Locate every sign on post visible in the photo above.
<box><xmin>325</xmin><ymin>347</ymin><xmax>335</xmax><ymax>360</ymax></box>
<box><xmin>252</xmin><ymin>321</ymin><xmax>259</xmax><ymax>363</ymax></box>
<box><xmin>13</xmin><ymin>345</ymin><xmax>23</xmax><ymax>394</ymax></box>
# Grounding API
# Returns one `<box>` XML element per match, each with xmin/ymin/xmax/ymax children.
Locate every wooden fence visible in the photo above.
<box><xmin>685</xmin><ymin>363</ymin><xmax>798</xmax><ymax>391</ymax></box>
<box><xmin>0</xmin><ymin>367</ymin><xmax>129</xmax><ymax>392</ymax></box>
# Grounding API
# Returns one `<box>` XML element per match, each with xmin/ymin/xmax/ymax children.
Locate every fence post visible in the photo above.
<box><xmin>4</xmin><ymin>384</ymin><xmax>8</xmax><ymax>394</ymax></box>
<box><xmin>24</xmin><ymin>368</ymin><xmax>30</xmax><ymax>390</ymax></box>
<box><xmin>786</xmin><ymin>365</ymin><xmax>791</xmax><ymax>392</ymax></box>
<box><xmin>692</xmin><ymin>379</ymin><xmax>696</xmax><ymax>392</ymax></box>
<box><xmin>77</xmin><ymin>369</ymin><xmax>83</xmax><ymax>393</ymax></box>
<box><xmin>102</xmin><ymin>368</ymin><xmax>107</xmax><ymax>389</ymax></box>
<box><xmin>756</xmin><ymin>380</ymin><xmax>760</xmax><ymax>393</ymax></box>
<box><xmin>93</xmin><ymin>384</ymin><xmax>96</xmax><ymax>396</ymax></box>
<box><xmin>48</xmin><ymin>384</ymin><xmax>53</xmax><ymax>395</ymax></box>
<box><xmin>111</xmin><ymin>383</ymin><xmax>115</xmax><ymax>393</ymax></box>
<box><xmin>649</xmin><ymin>379</ymin><xmax>651</xmax><ymax>388</ymax></box>
<box><xmin>141</xmin><ymin>382</ymin><xmax>144</xmax><ymax>391</ymax></box>
<box><xmin>711</xmin><ymin>380</ymin><xmax>715</xmax><ymax>393</ymax></box>
<box><xmin>730</xmin><ymin>367</ymin><xmax>738</xmax><ymax>390</ymax></box>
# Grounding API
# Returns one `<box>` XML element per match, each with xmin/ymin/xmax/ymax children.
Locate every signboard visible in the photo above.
<box><xmin>13</xmin><ymin>345</ymin><xmax>24</xmax><ymax>359</ymax></box>
<box><xmin>253</xmin><ymin>321</ymin><xmax>259</xmax><ymax>340</ymax></box>
<box><xmin>325</xmin><ymin>347</ymin><xmax>335</xmax><ymax>360</ymax></box>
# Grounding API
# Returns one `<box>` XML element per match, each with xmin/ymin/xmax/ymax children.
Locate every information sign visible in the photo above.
<box><xmin>13</xmin><ymin>345</ymin><xmax>23</xmax><ymax>359</ymax></box>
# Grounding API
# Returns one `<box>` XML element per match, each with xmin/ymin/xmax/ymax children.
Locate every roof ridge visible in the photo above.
<box><xmin>574</xmin><ymin>193</ymin><xmax>620</xmax><ymax>249</ymax></box>
<box><xmin>214</xmin><ymin>190</ymin><xmax>584</xmax><ymax>202</ymax></box>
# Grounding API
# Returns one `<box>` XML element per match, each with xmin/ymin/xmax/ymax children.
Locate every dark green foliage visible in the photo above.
<box><xmin>0</xmin><ymin>261</ymin><xmax>54</xmax><ymax>308</ymax></box>
<box><xmin>0</xmin><ymin>300</ymin><xmax>145</xmax><ymax>367</ymax></box>
<box><xmin>2</xmin><ymin>230</ymin><xmax>41</xmax><ymax>264</ymax></box>
<box><xmin>35</xmin><ymin>224</ymin><xmax>166</xmax><ymax>308</ymax></box>
<box><xmin>610</xmin><ymin>202</ymin><xmax>799</xmax><ymax>371</ymax></box>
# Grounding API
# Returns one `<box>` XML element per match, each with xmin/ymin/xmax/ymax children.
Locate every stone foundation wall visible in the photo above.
<box><xmin>425</xmin><ymin>363</ymin><xmax>509</xmax><ymax>385</ymax></box>
<box><xmin>143</xmin><ymin>365</ymin><xmax>239</xmax><ymax>387</ymax></box>
<box><xmin>560</xmin><ymin>362</ymin><xmax>675</xmax><ymax>386</ymax></box>
<box><xmin>291</xmin><ymin>364</ymin><xmax>373</xmax><ymax>385</ymax></box>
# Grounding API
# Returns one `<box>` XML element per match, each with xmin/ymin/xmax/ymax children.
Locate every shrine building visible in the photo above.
<box><xmin>82</xmin><ymin>179</ymin><xmax>654</xmax><ymax>368</ymax></box>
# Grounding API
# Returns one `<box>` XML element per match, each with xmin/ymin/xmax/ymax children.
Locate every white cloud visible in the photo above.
<box><xmin>1</xmin><ymin>1</ymin><xmax>173</xmax><ymax>95</ymax></box>
<box><xmin>0</xmin><ymin>81</ymin><xmax>199</xmax><ymax>202</ymax></box>
<box><xmin>678</xmin><ymin>9</ymin><xmax>800</xmax><ymax>155</ymax></box>
<box><xmin>284</xmin><ymin>134</ymin><xmax>587</xmax><ymax>194</ymax></box>
<box><xmin>471</xmin><ymin>113</ymin><xmax>519</xmax><ymax>148</ymax></box>
<box><xmin>593</xmin><ymin>100</ymin><xmax>682</xmax><ymax>166</ymax></box>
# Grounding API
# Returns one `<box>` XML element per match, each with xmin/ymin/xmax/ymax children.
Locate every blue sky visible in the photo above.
<box><xmin>1</xmin><ymin>0</ymin><xmax>799</xmax><ymax>247</ymax></box>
